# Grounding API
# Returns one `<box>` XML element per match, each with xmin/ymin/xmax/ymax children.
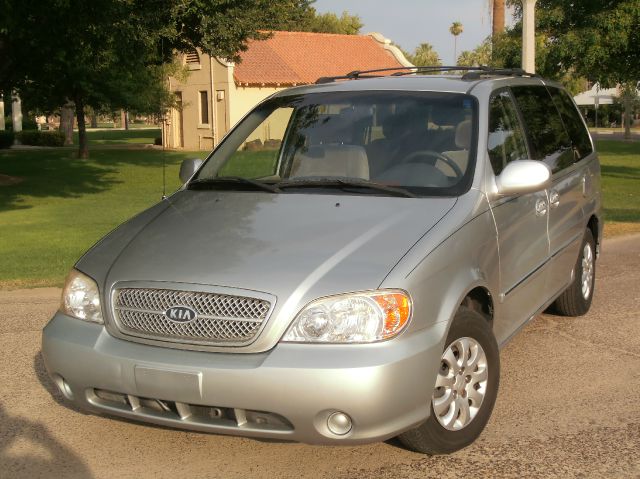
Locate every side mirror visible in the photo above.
<box><xmin>179</xmin><ymin>159</ymin><xmax>203</xmax><ymax>183</ymax></box>
<box><xmin>496</xmin><ymin>160</ymin><xmax>551</xmax><ymax>196</ymax></box>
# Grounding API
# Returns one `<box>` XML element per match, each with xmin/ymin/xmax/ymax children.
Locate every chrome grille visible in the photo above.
<box><xmin>113</xmin><ymin>288</ymin><xmax>271</xmax><ymax>345</ymax></box>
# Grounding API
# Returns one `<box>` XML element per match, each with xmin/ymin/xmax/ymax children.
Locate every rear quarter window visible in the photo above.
<box><xmin>547</xmin><ymin>87</ymin><xmax>594</xmax><ymax>161</ymax></box>
<box><xmin>511</xmin><ymin>85</ymin><xmax>574</xmax><ymax>174</ymax></box>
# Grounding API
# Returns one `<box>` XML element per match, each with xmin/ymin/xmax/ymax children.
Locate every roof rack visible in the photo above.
<box><xmin>315</xmin><ymin>66</ymin><xmax>538</xmax><ymax>84</ymax></box>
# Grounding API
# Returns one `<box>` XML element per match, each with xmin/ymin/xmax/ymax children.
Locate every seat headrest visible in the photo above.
<box><xmin>455</xmin><ymin>120</ymin><xmax>472</xmax><ymax>150</ymax></box>
<box><xmin>290</xmin><ymin>145</ymin><xmax>370</xmax><ymax>180</ymax></box>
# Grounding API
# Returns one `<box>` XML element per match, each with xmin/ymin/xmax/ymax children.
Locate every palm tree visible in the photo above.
<box><xmin>491</xmin><ymin>0</ymin><xmax>505</xmax><ymax>36</ymax></box>
<box><xmin>450</xmin><ymin>22</ymin><xmax>464</xmax><ymax>64</ymax></box>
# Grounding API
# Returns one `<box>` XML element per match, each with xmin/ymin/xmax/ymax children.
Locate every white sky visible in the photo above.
<box><xmin>314</xmin><ymin>0</ymin><xmax>515</xmax><ymax>65</ymax></box>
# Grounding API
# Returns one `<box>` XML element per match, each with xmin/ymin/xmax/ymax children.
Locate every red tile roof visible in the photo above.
<box><xmin>234</xmin><ymin>31</ymin><xmax>406</xmax><ymax>86</ymax></box>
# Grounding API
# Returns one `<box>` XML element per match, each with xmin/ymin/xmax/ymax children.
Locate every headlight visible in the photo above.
<box><xmin>61</xmin><ymin>269</ymin><xmax>103</xmax><ymax>324</ymax></box>
<box><xmin>282</xmin><ymin>290</ymin><xmax>411</xmax><ymax>343</ymax></box>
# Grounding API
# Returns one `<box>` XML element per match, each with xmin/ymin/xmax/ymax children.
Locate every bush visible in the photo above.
<box><xmin>16</xmin><ymin>130</ymin><xmax>65</xmax><ymax>147</ymax></box>
<box><xmin>0</xmin><ymin>131</ymin><xmax>15</xmax><ymax>149</ymax></box>
<box><xmin>4</xmin><ymin>117</ymin><xmax>38</xmax><ymax>131</ymax></box>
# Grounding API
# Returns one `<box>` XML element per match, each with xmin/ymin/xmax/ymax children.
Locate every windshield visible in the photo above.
<box><xmin>194</xmin><ymin>91</ymin><xmax>478</xmax><ymax>196</ymax></box>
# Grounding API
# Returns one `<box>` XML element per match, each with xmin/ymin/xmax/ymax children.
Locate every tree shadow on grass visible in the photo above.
<box><xmin>600</xmin><ymin>164</ymin><xmax>640</xmax><ymax>181</ymax></box>
<box><xmin>0</xmin><ymin>149</ymin><xmax>195</xmax><ymax>213</ymax></box>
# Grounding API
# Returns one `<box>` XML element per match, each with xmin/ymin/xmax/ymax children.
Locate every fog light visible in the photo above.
<box><xmin>327</xmin><ymin>412</ymin><xmax>352</xmax><ymax>435</ymax></box>
<box><xmin>52</xmin><ymin>374</ymin><xmax>74</xmax><ymax>400</ymax></box>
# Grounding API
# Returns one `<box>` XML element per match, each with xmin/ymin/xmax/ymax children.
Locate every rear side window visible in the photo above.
<box><xmin>547</xmin><ymin>87</ymin><xmax>593</xmax><ymax>161</ymax></box>
<box><xmin>511</xmin><ymin>85</ymin><xmax>574</xmax><ymax>173</ymax></box>
<box><xmin>487</xmin><ymin>90</ymin><xmax>529</xmax><ymax>175</ymax></box>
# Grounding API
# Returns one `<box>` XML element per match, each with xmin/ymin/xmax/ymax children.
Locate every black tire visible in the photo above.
<box><xmin>397</xmin><ymin>307</ymin><xmax>500</xmax><ymax>455</ymax></box>
<box><xmin>550</xmin><ymin>229</ymin><xmax>596</xmax><ymax>317</ymax></box>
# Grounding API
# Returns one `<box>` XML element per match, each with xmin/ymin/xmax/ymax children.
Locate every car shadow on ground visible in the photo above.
<box><xmin>0</xmin><ymin>400</ymin><xmax>94</xmax><ymax>478</ymax></box>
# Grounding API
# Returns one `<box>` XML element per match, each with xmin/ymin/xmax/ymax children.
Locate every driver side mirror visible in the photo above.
<box><xmin>179</xmin><ymin>159</ymin><xmax>203</xmax><ymax>183</ymax></box>
<box><xmin>496</xmin><ymin>160</ymin><xmax>551</xmax><ymax>196</ymax></box>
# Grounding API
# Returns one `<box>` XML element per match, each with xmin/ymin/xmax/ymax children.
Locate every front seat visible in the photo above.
<box><xmin>443</xmin><ymin>119</ymin><xmax>472</xmax><ymax>173</ymax></box>
<box><xmin>290</xmin><ymin>144</ymin><xmax>370</xmax><ymax>180</ymax></box>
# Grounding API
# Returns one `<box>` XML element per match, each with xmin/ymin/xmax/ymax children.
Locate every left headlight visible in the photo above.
<box><xmin>282</xmin><ymin>290</ymin><xmax>411</xmax><ymax>343</ymax></box>
<box><xmin>60</xmin><ymin>269</ymin><xmax>103</xmax><ymax>324</ymax></box>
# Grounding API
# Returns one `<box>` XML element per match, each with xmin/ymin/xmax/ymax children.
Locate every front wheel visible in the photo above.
<box><xmin>397</xmin><ymin>307</ymin><xmax>500</xmax><ymax>455</ymax></box>
<box><xmin>550</xmin><ymin>229</ymin><xmax>596</xmax><ymax>317</ymax></box>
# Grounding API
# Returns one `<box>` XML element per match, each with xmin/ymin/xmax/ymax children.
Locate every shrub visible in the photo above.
<box><xmin>4</xmin><ymin>117</ymin><xmax>38</xmax><ymax>131</ymax></box>
<box><xmin>16</xmin><ymin>130</ymin><xmax>65</xmax><ymax>147</ymax></box>
<box><xmin>0</xmin><ymin>131</ymin><xmax>15</xmax><ymax>149</ymax></box>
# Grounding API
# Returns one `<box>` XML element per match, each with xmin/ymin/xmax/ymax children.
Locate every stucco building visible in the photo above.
<box><xmin>163</xmin><ymin>31</ymin><xmax>412</xmax><ymax>151</ymax></box>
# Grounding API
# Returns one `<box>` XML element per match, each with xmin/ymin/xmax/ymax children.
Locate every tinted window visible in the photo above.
<box><xmin>488</xmin><ymin>90</ymin><xmax>529</xmax><ymax>175</ymax></box>
<box><xmin>511</xmin><ymin>85</ymin><xmax>573</xmax><ymax>173</ymax></box>
<box><xmin>547</xmin><ymin>87</ymin><xmax>593</xmax><ymax>161</ymax></box>
<box><xmin>196</xmin><ymin>91</ymin><xmax>478</xmax><ymax>197</ymax></box>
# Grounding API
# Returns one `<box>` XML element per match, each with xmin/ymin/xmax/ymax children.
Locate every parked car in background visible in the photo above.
<box><xmin>43</xmin><ymin>66</ymin><xmax>602</xmax><ymax>454</ymax></box>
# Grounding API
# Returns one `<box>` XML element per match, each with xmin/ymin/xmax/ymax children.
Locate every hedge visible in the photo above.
<box><xmin>0</xmin><ymin>131</ymin><xmax>15</xmax><ymax>149</ymax></box>
<box><xmin>16</xmin><ymin>130</ymin><xmax>65</xmax><ymax>147</ymax></box>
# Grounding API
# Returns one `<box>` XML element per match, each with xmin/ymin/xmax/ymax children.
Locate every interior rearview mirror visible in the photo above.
<box><xmin>179</xmin><ymin>159</ymin><xmax>203</xmax><ymax>183</ymax></box>
<box><xmin>496</xmin><ymin>160</ymin><xmax>551</xmax><ymax>196</ymax></box>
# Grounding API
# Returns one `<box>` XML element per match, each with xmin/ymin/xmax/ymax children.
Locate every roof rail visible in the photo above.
<box><xmin>315</xmin><ymin>66</ymin><xmax>538</xmax><ymax>84</ymax></box>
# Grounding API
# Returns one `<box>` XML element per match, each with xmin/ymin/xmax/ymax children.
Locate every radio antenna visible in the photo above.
<box><xmin>161</xmin><ymin>37</ymin><xmax>167</xmax><ymax>200</ymax></box>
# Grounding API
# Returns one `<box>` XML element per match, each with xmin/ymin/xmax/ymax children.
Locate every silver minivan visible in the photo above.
<box><xmin>42</xmin><ymin>67</ymin><xmax>602</xmax><ymax>454</ymax></box>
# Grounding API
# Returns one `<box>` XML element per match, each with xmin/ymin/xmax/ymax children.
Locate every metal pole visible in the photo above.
<box><xmin>522</xmin><ymin>0</ymin><xmax>538</xmax><ymax>73</ymax></box>
<box><xmin>0</xmin><ymin>95</ymin><xmax>5</xmax><ymax>130</ymax></box>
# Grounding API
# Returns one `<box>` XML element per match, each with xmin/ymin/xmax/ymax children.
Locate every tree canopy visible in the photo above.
<box><xmin>0</xmin><ymin>0</ymin><xmax>315</xmax><ymax>157</ymax></box>
<box><xmin>457</xmin><ymin>38</ymin><xmax>492</xmax><ymax>67</ymax></box>
<box><xmin>406</xmin><ymin>43</ymin><xmax>442</xmax><ymax>68</ymax></box>
<box><xmin>494</xmin><ymin>0</ymin><xmax>639</xmax><ymax>86</ymax></box>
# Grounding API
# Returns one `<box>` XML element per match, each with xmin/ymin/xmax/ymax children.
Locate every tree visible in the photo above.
<box><xmin>305</xmin><ymin>11</ymin><xmax>363</xmax><ymax>34</ymax></box>
<box><xmin>494</xmin><ymin>0</ymin><xmax>640</xmax><ymax>138</ymax></box>
<box><xmin>449</xmin><ymin>22</ymin><xmax>464</xmax><ymax>64</ymax></box>
<box><xmin>407</xmin><ymin>43</ymin><xmax>442</xmax><ymax>68</ymax></box>
<box><xmin>491</xmin><ymin>0</ymin><xmax>506</xmax><ymax>36</ymax></box>
<box><xmin>457</xmin><ymin>38</ymin><xmax>493</xmax><ymax>67</ymax></box>
<box><xmin>0</xmin><ymin>0</ymin><xmax>313</xmax><ymax>158</ymax></box>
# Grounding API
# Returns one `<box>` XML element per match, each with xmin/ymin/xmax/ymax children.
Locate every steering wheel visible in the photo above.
<box><xmin>400</xmin><ymin>150</ymin><xmax>464</xmax><ymax>179</ymax></box>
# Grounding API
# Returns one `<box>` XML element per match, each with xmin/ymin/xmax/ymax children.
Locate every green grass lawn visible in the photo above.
<box><xmin>597</xmin><ymin>140</ymin><xmax>640</xmax><ymax>222</ymax></box>
<box><xmin>0</xmin><ymin>139</ymin><xmax>638</xmax><ymax>288</ymax></box>
<box><xmin>0</xmin><ymin>148</ymin><xmax>202</xmax><ymax>288</ymax></box>
<box><xmin>73</xmin><ymin>128</ymin><xmax>161</xmax><ymax>145</ymax></box>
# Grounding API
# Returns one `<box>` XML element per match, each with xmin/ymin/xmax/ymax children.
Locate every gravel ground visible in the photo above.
<box><xmin>1</xmin><ymin>234</ymin><xmax>639</xmax><ymax>479</ymax></box>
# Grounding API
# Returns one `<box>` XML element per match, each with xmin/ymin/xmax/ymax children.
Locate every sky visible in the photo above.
<box><xmin>314</xmin><ymin>0</ymin><xmax>515</xmax><ymax>65</ymax></box>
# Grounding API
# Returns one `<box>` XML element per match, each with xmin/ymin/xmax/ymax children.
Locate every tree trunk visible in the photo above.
<box><xmin>120</xmin><ymin>109</ymin><xmax>129</xmax><ymax>130</ymax></box>
<box><xmin>492</xmin><ymin>0</ymin><xmax>505</xmax><ymax>36</ymax></box>
<box><xmin>90</xmin><ymin>113</ymin><xmax>98</xmax><ymax>128</ymax></box>
<box><xmin>60</xmin><ymin>103</ymin><xmax>74</xmax><ymax>145</ymax></box>
<box><xmin>624</xmin><ymin>96</ymin><xmax>632</xmax><ymax>140</ymax></box>
<box><xmin>75</xmin><ymin>96</ymin><xmax>89</xmax><ymax>158</ymax></box>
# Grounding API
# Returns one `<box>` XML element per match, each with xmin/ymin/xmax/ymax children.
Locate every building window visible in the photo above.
<box><xmin>199</xmin><ymin>91</ymin><xmax>209</xmax><ymax>125</ymax></box>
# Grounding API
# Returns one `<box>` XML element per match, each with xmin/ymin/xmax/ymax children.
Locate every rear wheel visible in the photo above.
<box><xmin>550</xmin><ymin>229</ymin><xmax>596</xmax><ymax>316</ymax></box>
<box><xmin>397</xmin><ymin>307</ymin><xmax>499</xmax><ymax>455</ymax></box>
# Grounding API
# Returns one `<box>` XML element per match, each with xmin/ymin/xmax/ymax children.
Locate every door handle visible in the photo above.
<box><xmin>535</xmin><ymin>198</ymin><xmax>548</xmax><ymax>217</ymax></box>
<box><xmin>549</xmin><ymin>190</ymin><xmax>560</xmax><ymax>209</ymax></box>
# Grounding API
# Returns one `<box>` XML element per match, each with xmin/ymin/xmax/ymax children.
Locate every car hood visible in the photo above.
<box><xmin>83</xmin><ymin>190</ymin><xmax>456</xmax><ymax>351</ymax></box>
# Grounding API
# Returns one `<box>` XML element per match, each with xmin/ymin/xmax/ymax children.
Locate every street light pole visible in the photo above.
<box><xmin>522</xmin><ymin>0</ymin><xmax>538</xmax><ymax>73</ymax></box>
<box><xmin>0</xmin><ymin>95</ymin><xmax>5</xmax><ymax>131</ymax></box>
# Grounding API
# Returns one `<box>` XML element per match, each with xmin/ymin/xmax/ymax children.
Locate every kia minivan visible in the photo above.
<box><xmin>42</xmin><ymin>67</ymin><xmax>602</xmax><ymax>454</ymax></box>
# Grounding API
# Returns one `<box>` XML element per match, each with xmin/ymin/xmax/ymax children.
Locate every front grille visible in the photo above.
<box><xmin>113</xmin><ymin>288</ymin><xmax>271</xmax><ymax>346</ymax></box>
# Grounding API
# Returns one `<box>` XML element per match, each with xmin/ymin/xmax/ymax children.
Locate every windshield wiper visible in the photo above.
<box><xmin>188</xmin><ymin>176</ymin><xmax>281</xmax><ymax>193</ymax></box>
<box><xmin>276</xmin><ymin>178</ymin><xmax>417</xmax><ymax>198</ymax></box>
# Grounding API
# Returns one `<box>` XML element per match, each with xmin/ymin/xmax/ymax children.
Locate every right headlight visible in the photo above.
<box><xmin>281</xmin><ymin>290</ymin><xmax>411</xmax><ymax>343</ymax></box>
<box><xmin>60</xmin><ymin>269</ymin><xmax>103</xmax><ymax>324</ymax></box>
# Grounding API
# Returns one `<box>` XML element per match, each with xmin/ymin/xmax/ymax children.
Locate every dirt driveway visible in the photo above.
<box><xmin>1</xmin><ymin>234</ymin><xmax>639</xmax><ymax>478</ymax></box>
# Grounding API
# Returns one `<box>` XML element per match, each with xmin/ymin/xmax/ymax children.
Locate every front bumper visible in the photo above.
<box><xmin>42</xmin><ymin>312</ymin><xmax>446</xmax><ymax>445</ymax></box>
